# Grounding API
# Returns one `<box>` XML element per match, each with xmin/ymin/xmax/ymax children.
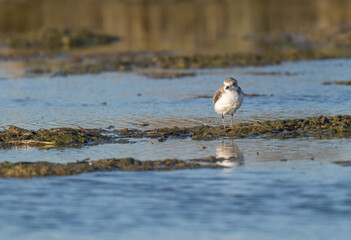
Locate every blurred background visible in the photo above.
<box><xmin>1</xmin><ymin>0</ymin><xmax>351</xmax><ymax>54</ymax></box>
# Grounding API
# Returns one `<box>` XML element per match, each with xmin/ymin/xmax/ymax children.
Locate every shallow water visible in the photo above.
<box><xmin>1</xmin><ymin>163</ymin><xmax>351</xmax><ymax>240</ymax></box>
<box><xmin>1</xmin><ymin>58</ymin><xmax>351</xmax><ymax>240</ymax></box>
<box><xmin>1</xmin><ymin>58</ymin><xmax>351</xmax><ymax>130</ymax></box>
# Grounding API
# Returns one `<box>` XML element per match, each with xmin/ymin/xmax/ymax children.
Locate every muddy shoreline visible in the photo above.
<box><xmin>2</xmin><ymin>30</ymin><xmax>351</xmax><ymax>77</ymax></box>
<box><xmin>12</xmin><ymin>49</ymin><xmax>351</xmax><ymax>77</ymax></box>
<box><xmin>0</xmin><ymin>126</ymin><xmax>111</xmax><ymax>148</ymax></box>
<box><xmin>2</xmin><ymin>36</ymin><xmax>351</xmax><ymax>78</ymax></box>
<box><xmin>0</xmin><ymin>157</ymin><xmax>227</xmax><ymax>178</ymax></box>
<box><xmin>114</xmin><ymin>115</ymin><xmax>351</xmax><ymax>141</ymax></box>
<box><xmin>116</xmin><ymin>115</ymin><xmax>351</xmax><ymax>140</ymax></box>
<box><xmin>1</xmin><ymin>115</ymin><xmax>350</xmax><ymax>148</ymax></box>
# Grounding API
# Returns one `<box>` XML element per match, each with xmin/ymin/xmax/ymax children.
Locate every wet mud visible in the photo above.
<box><xmin>0</xmin><ymin>157</ymin><xmax>224</xmax><ymax>178</ymax></box>
<box><xmin>14</xmin><ymin>48</ymin><xmax>351</xmax><ymax>77</ymax></box>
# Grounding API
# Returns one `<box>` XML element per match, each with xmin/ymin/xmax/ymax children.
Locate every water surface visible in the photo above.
<box><xmin>1</xmin><ymin>163</ymin><xmax>351</xmax><ymax>240</ymax></box>
<box><xmin>1</xmin><ymin>58</ymin><xmax>351</xmax><ymax>240</ymax></box>
<box><xmin>0</xmin><ymin>58</ymin><xmax>351</xmax><ymax>130</ymax></box>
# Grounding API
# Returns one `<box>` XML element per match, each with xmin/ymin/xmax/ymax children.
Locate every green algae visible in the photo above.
<box><xmin>0</xmin><ymin>157</ymin><xmax>223</xmax><ymax>178</ymax></box>
<box><xmin>0</xmin><ymin>126</ymin><xmax>111</xmax><ymax>147</ymax></box>
<box><xmin>115</xmin><ymin>115</ymin><xmax>351</xmax><ymax>140</ymax></box>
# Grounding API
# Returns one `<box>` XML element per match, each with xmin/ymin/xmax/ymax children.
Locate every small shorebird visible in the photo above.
<box><xmin>213</xmin><ymin>77</ymin><xmax>244</xmax><ymax>127</ymax></box>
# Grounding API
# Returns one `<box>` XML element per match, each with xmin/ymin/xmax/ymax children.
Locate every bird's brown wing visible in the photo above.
<box><xmin>213</xmin><ymin>85</ymin><xmax>224</xmax><ymax>104</ymax></box>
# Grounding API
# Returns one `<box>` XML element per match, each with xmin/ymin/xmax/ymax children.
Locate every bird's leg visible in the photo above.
<box><xmin>230</xmin><ymin>114</ymin><xmax>234</xmax><ymax>127</ymax></box>
<box><xmin>222</xmin><ymin>113</ymin><xmax>226</xmax><ymax>128</ymax></box>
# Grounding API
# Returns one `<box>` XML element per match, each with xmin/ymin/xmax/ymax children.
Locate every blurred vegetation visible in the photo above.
<box><xmin>1</xmin><ymin>0</ymin><xmax>351</xmax><ymax>74</ymax></box>
<box><xmin>1</xmin><ymin>0</ymin><xmax>351</xmax><ymax>54</ymax></box>
<box><xmin>2</xmin><ymin>27</ymin><xmax>118</xmax><ymax>50</ymax></box>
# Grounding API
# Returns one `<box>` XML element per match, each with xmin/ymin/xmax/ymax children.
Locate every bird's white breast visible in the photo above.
<box><xmin>214</xmin><ymin>89</ymin><xmax>244</xmax><ymax>115</ymax></box>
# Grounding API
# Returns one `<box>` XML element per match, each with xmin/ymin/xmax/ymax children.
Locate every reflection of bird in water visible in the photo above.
<box><xmin>215</xmin><ymin>139</ymin><xmax>244</xmax><ymax>167</ymax></box>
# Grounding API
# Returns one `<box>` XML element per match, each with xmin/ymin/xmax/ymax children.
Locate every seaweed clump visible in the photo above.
<box><xmin>0</xmin><ymin>126</ymin><xmax>110</xmax><ymax>147</ymax></box>
<box><xmin>0</xmin><ymin>157</ymin><xmax>223</xmax><ymax>178</ymax></box>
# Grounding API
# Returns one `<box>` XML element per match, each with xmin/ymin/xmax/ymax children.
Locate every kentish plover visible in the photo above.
<box><xmin>213</xmin><ymin>77</ymin><xmax>244</xmax><ymax>127</ymax></box>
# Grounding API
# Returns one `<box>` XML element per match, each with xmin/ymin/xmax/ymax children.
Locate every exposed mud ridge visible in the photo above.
<box><xmin>2</xmin><ymin>115</ymin><xmax>350</xmax><ymax>148</ymax></box>
<box><xmin>0</xmin><ymin>157</ymin><xmax>224</xmax><ymax>178</ymax></box>
<box><xmin>0</xmin><ymin>126</ymin><xmax>111</xmax><ymax>148</ymax></box>
<box><xmin>152</xmin><ymin>50</ymin><xmax>351</xmax><ymax>69</ymax></box>
<box><xmin>115</xmin><ymin>115</ymin><xmax>351</xmax><ymax>140</ymax></box>
<box><xmin>21</xmin><ymin>48</ymin><xmax>351</xmax><ymax>77</ymax></box>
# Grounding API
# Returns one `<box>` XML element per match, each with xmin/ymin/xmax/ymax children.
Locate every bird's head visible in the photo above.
<box><xmin>224</xmin><ymin>77</ymin><xmax>238</xmax><ymax>91</ymax></box>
